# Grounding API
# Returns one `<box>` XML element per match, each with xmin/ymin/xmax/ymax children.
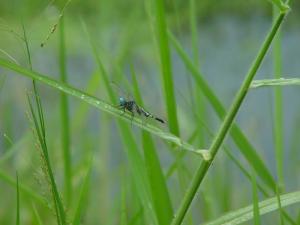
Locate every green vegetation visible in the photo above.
<box><xmin>0</xmin><ymin>0</ymin><xmax>299</xmax><ymax>224</ymax></box>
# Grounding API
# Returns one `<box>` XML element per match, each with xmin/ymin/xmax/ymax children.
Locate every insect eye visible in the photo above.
<box><xmin>119</xmin><ymin>97</ymin><xmax>125</xmax><ymax>104</ymax></box>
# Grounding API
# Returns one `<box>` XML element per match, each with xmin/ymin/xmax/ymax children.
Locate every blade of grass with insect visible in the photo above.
<box><xmin>59</xmin><ymin>15</ymin><xmax>72</xmax><ymax>205</ymax></box>
<box><xmin>83</xmin><ymin>22</ymin><xmax>158</xmax><ymax>225</ymax></box>
<box><xmin>168</xmin><ymin>31</ymin><xmax>276</xmax><ymax>192</ymax></box>
<box><xmin>154</xmin><ymin>0</ymin><xmax>180</xmax><ymax>136</ymax></box>
<box><xmin>203</xmin><ymin>190</ymin><xmax>300</xmax><ymax>225</ymax></box>
<box><xmin>72</xmin><ymin>157</ymin><xmax>93</xmax><ymax>225</ymax></box>
<box><xmin>171</xmin><ymin>11</ymin><xmax>287</xmax><ymax>225</ymax></box>
<box><xmin>250</xmin><ymin>78</ymin><xmax>300</xmax><ymax>88</ymax></box>
<box><xmin>251</xmin><ymin>169</ymin><xmax>261</xmax><ymax>225</ymax></box>
<box><xmin>130</xmin><ymin>66</ymin><xmax>173</xmax><ymax>225</ymax></box>
<box><xmin>16</xmin><ymin>172</ymin><xmax>20</xmax><ymax>225</ymax></box>
<box><xmin>0</xmin><ymin>58</ymin><xmax>210</xmax><ymax>160</ymax></box>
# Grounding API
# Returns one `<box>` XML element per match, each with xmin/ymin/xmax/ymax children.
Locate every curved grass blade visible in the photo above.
<box><xmin>0</xmin><ymin>58</ymin><xmax>210</xmax><ymax>160</ymax></box>
<box><xmin>250</xmin><ymin>78</ymin><xmax>300</xmax><ymax>88</ymax></box>
<box><xmin>203</xmin><ymin>190</ymin><xmax>300</xmax><ymax>225</ymax></box>
<box><xmin>131</xmin><ymin>66</ymin><xmax>173</xmax><ymax>225</ymax></box>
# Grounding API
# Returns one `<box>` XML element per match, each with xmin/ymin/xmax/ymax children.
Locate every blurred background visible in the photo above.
<box><xmin>0</xmin><ymin>0</ymin><xmax>300</xmax><ymax>224</ymax></box>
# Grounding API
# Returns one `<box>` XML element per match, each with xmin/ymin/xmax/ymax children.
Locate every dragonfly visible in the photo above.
<box><xmin>112</xmin><ymin>82</ymin><xmax>165</xmax><ymax>124</ymax></box>
<box><xmin>118</xmin><ymin>97</ymin><xmax>165</xmax><ymax>124</ymax></box>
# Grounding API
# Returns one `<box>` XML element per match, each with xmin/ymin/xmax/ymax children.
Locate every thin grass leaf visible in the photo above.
<box><xmin>171</xmin><ymin>12</ymin><xmax>286</xmax><ymax>225</ymax></box>
<box><xmin>276</xmin><ymin>186</ymin><xmax>285</xmax><ymax>224</ymax></box>
<box><xmin>131</xmin><ymin>66</ymin><xmax>173</xmax><ymax>225</ymax></box>
<box><xmin>250</xmin><ymin>78</ymin><xmax>300</xmax><ymax>88</ymax></box>
<box><xmin>16</xmin><ymin>172</ymin><xmax>20</xmax><ymax>225</ymax></box>
<box><xmin>154</xmin><ymin>0</ymin><xmax>180</xmax><ymax>135</ymax></box>
<box><xmin>251</xmin><ymin>170</ymin><xmax>261</xmax><ymax>225</ymax></box>
<box><xmin>72</xmin><ymin>157</ymin><xmax>93</xmax><ymax>225</ymax></box>
<box><xmin>272</xmin><ymin>6</ymin><xmax>284</xmax><ymax>192</ymax></box>
<box><xmin>203</xmin><ymin>190</ymin><xmax>300</xmax><ymax>225</ymax></box>
<box><xmin>59</xmin><ymin>15</ymin><xmax>72</xmax><ymax>205</ymax></box>
<box><xmin>0</xmin><ymin>58</ymin><xmax>210</xmax><ymax>160</ymax></box>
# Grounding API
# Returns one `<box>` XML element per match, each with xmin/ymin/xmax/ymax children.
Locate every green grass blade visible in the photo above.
<box><xmin>273</xmin><ymin>6</ymin><xmax>285</xmax><ymax>193</ymax></box>
<box><xmin>154</xmin><ymin>0</ymin><xmax>180</xmax><ymax>135</ymax></box>
<box><xmin>16</xmin><ymin>172</ymin><xmax>20</xmax><ymax>225</ymax></box>
<box><xmin>131</xmin><ymin>67</ymin><xmax>173</xmax><ymax>225</ymax></box>
<box><xmin>276</xmin><ymin>186</ymin><xmax>285</xmax><ymax>225</ymax></box>
<box><xmin>169</xmin><ymin>30</ymin><xmax>276</xmax><ymax>190</ymax></box>
<box><xmin>72</xmin><ymin>157</ymin><xmax>93</xmax><ymax>225</ymax></box>
<box><xmin>59</xmin><ymin>15</ymin><xmax>72</xmax><ymax>205</ymax></box>
<box><xmin>203</xmin><ymin>190</ymin><xmax>300</xmax><ymax>225</ymax></box>
<box><xmin>250</xmin><ymin>78</ymin><xmax>300</xmax><ymax>88</ymax></box>
<box><xmin>251</xmin><ymin>170</ymin><xmax>261</xmax><ymax>225</ymax></box>
<box><xmin>171</xmin><ymin>12</ymin><xmax>286</xmax><ymax>225</ymax></box>
<box><xmin>0</xmin><ymin>58</ymin><xmax>210</xmax><ymax>160</ymax></box>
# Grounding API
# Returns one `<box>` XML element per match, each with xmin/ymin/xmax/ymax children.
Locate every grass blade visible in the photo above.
<box><xmin>59</xmin><ymin>15</ymin><xmax>72</xmax><ymax>205</ymax></box>
<box><xmin>131</xmin><ymin>66</ymin><xmax>173</xmax><ymax>225</ymax></box>
<box><xmin>171</xmin><ymin>12</ymin><xmax>286</xmax><ymax>225</ymax></box>
<box><xmin>0</xmin><ymin>58</ymin><xmax>210</xmax><ymax>160</ymax></box>
<box><xmin>154</xmin><ymin>0</ymin><xmax>180</xmax><ymax>135</ymax></box>
<box><xmin>203</xmin><ymin>190</ymin><xmax>300</xmax><ymax>225</ymax></box>
<box><xmin>250</xmin><ymin>78</ymin><xmax>300</xmax><ymax>88</ymax></box>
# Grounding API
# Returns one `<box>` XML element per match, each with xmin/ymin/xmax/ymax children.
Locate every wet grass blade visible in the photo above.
<box><xmin>154</xmin><ymin>0</ymin><xmax>180</xmax><ymax>135</ymax></box>
<box><xmin>16</xmin><ymin>172</ymin><xmax>20</xmax><ymax>225</ymax></box>
<box><xmin>59</xmin><ymin>15</ymin><xmax>72</xmax><ymax>205</ymax></box>
<box><xmin>203</xmin><ymin>190</ymin><xmax>300</xmax><ymax>225</ymax></box>
<box><xmin>250</xmin><ymin>78</ymin><xmax>300</xmax><ymax>88</ymax></box>
<box><xmin>171</xmin><ymin>12</ymin><xmax>286</xmax><ymax>225</ymax></box>
<box><xmin>0</xmin><ymin>58</ymin><xmax>210</xmax><ymax>160</ymax></box>
<box><xmin>131</xmin><ymin>66</ymin><xmax>173</xmax><ymax>225</ymax></box>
